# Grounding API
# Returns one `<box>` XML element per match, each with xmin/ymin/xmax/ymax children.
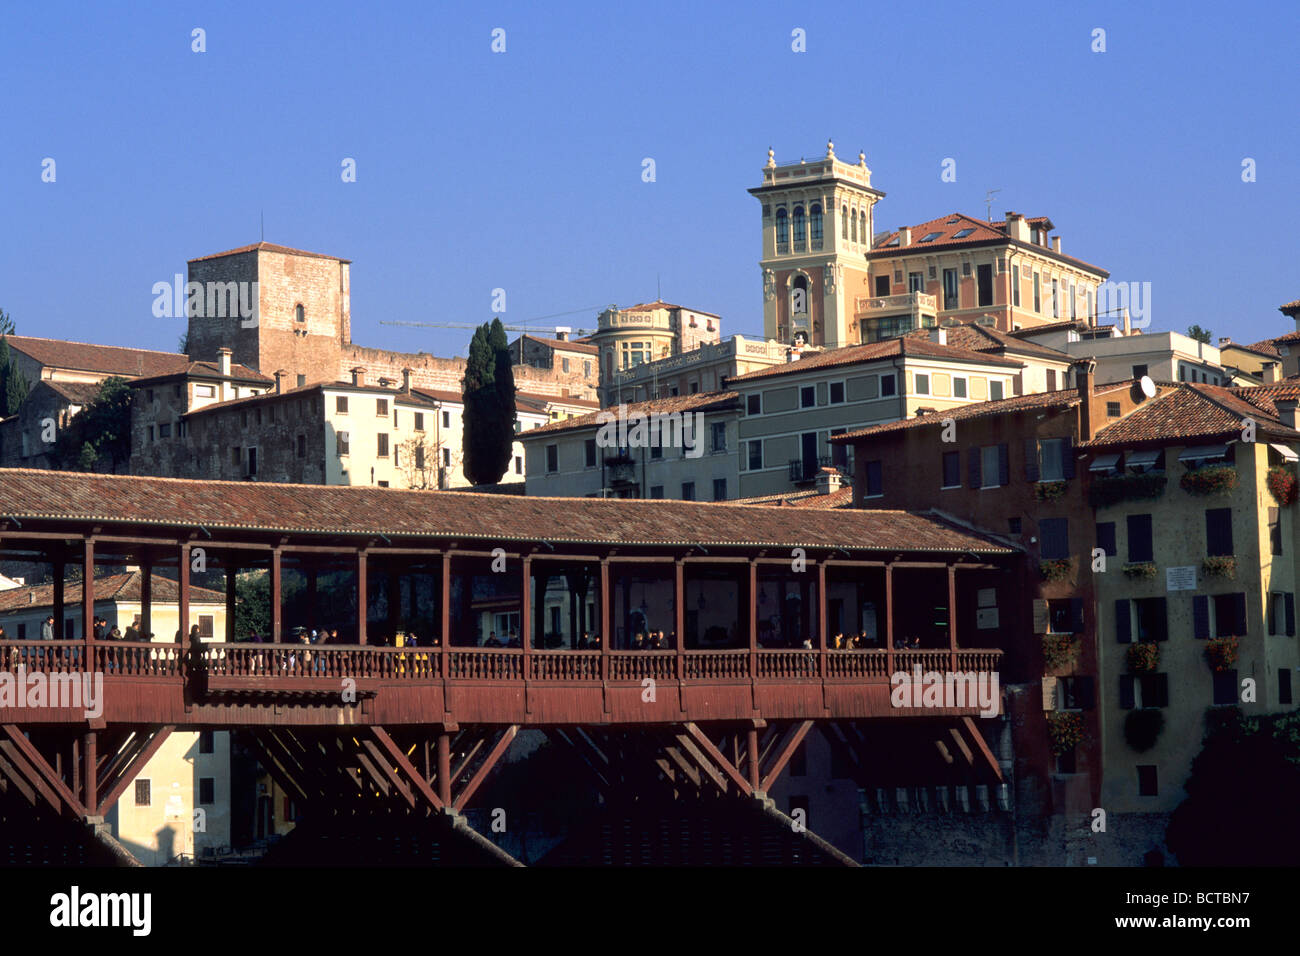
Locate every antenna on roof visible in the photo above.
<box><xmin>657</xmin><ymin>273</ymin><xmax>661</xmax><ymax>301</ymax></box>
<box><xmin>260</xmin><ymin>209</ymin><xmax>264</xmax><ymax>242</ymax></box>
<box><xmin>984</xmin><ymin>189</ymin><xmax>1002</xmax><ymax>221</ymax></box>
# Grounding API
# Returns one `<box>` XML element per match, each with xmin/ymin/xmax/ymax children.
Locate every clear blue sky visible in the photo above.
<box><xmin>1</xmin><ymin>0</ymin><xmax>1296</xmax><ymax>359</ymax></box>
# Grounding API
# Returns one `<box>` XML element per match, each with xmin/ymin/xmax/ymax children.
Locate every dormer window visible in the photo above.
<box><xmin>919</xmin><ymin>232</ymin><xmax>942</xmax><ymax>243</ymax></box>
<box><xmin>952</xmin><ymin>228</ymin><xmax>975</xmax><ymax>239</ymax></box>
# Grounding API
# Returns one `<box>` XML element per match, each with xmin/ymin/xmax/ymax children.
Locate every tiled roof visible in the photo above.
<box><xmin>3</xmin><ymin>336</ymin><xmax>190</xmax><ymax>378</ymax></box>
<box><xmin>129</xmin><ymin>361</ymin><xmax>272</xmax><ymax>387</ymax></box>
<box><xmin>1220</xmin><ymin>340</ymin><xmax>1285</xmax><ymax>360</ymax></box>
<box><xmin>619</xmin><ymin>301</ymin><xmax>720</xmax><ymax>317</ymax></box>
<box><xmin>1279</xmin><ymin>299</ymin><xmax>1300</xmax><ymax>314</ymax></box>
<box><xmin>832</xmin><ymin>382</ymin><xmax>1132</xmax><ymax>443</ymax></box>
<box><xmin>904</xmin><ymin>324</ymin><xmax>1071</xmax><ymax>360</ymax></box>
<box><xmin>1228</xmin><ymin>379</ymin><xmax>1300</xmax><ymax>417</ymax></box>
<box><xmin>515</xmin><ymin>334</ymin><xmax>599</xmax><ymax>355</ymax></box>
<box><xmin>516</xmin><ymin>391</ymin><xmax>600</xmax><ymax>410</ymax></box>
<box><xmin>0</xmin><ymin>569</ymin><xmax>224</xmax><ymax>615</ymax></box>
<box><xmin>524</xmin><ymin>391</ymin><xmax>741</xmax><ymax>437</ymax></box>
<box><xmin>0</xmin><ymin>469</ymin><xmax>1015</xmax><ymax>554</ymax></box>
<box><xmin>1006</xmin><ymin>321</ymin><xmax>1091</xmax><ymax>338</ymax></box>
<box><xmin>1081</xmin><ymin>383</ymin><xmax>1300</xmax><ymax>448</ymax></box>
<box><xmin>728</xmin><ymin>336</ymin><xmax>1022</xmax><ymax>385</ymax></box>
<box><xmin>41</xmin><ymin>381</ymin><xmax>102</xmax><ymax>405</ymax></box>
<box><xmin>187</xmin><ymin>382</ymin><xmax>437</xmax><ymax>418</ymax></box>
<box><xmin>868</xmin><ymin>213</ymin><xmax>1106</xmax><ymax>274</ymax></box>
<box><xmin>188</xmin><ymin>241</ymin><xmax>349</xmax><ymax>263</ymax></box>
<box><xmin>735</xmin><ymin>487</ymin><xmax>854</xmax><ymax>509</ymax></box>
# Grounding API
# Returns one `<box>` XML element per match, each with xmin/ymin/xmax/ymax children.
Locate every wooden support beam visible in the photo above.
<box><xmin>81</xmin><ymin>537</ymin><xmax>94</xmax><ymax>644</ymax></box>
<box><xmin>224</xmin><ymin>565</ymin><xmax>236</xmax><ymax>642</ymax></box>
<box><xmin>760</xmin><ymin>720</ymin><xmax>814</xmax><ymax>793</ymax></box>
<box><xmin>370</xmin><ymin>727</ymin><xmax>444</xmax><ymax>812</ymax></box>
<box><xmin>884</xmin><ymin>563</ymin><xmax>895</xmax><ymax>675</ymax></box>
<box><xmin>243</xmin><ymin>733</ymin><xmax>311</xmax><ymax>806</ymax></box>
<box><xmin>0</xmin><ymin>725</ymin><xmax>87</xmax><ymax>818</ymax></box>
<box><xmin>96</xmin><ymin>726</ymin><xmax>174</xmax><ymax>815</ymax></box>
<box><xmin>453</xmin><ymin>726</ymin><xmax>517</xmax><ymax>811</ymax></box>
<box><xmin>680</xmin><ymin>723</ymin><xmax>752</xmax><ymax>796</ymax></box>
<box><xmin>356</xmin><ymin>550</ymin><xmax>368</xmax><ymax>646</ymax></box>
<box><xmin>961</xmin><ymin>717</ymin><xmax>1004</xmax><ymax>783</ymax></box>
<box><xmin>270</xmin><ymin>548</ymin><xmax>283</xmax><ymax>644</ymax></box>
<box><xmin>178</xmin><ymin>543</ymin><xmax>190</xmax><ymax>645</ymax></box>
<box><xmin>52</xmin><ymin>558</ymin><xmax>65</xmax><ymax>641</ymax></box>
<box><xmin>947</xmin><ymin>726</ymin><xmax>975</xmax><ymax>766</ymax></box>
<box><xmin>948</xmin><ymin>564</ymin><xmax>958</xmax><ymax>671</ymax></box>
<box><xmin>436</xmin><ymin>732</ymin><xmax>451</xmax><ymax>807</ymax></box>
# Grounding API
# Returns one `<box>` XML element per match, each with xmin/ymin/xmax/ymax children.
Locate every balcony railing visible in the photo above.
<box><xmin>789</xmin><ymin>456</ymin><xmax>834</xmax><ymax>483</ymax></box>
<box><xmin>854</xmin><ymin>292</ymin><xmax>938</xmax><ymax>315</ymax></box>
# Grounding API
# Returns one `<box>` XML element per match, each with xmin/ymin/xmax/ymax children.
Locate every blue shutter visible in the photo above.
<box><xmin>1115</xmin><ymin>599</ymin><xmax>1131</xmax><ymax>643</ymax></box>
<box><xmin>997</xmin><ymin>444</ymin><xmax>1009</xmax><ymax>486</ymax></box>
<box><xmin>1061</xmin><ymin>436</ymin><xmax>1075</xmax><ymax>479</ymax></box>
<box><xmin>1234</xmin><ymin>592</ymin><xmax>1248</xmax><ymax>636</ymax></box>
<box><xmin>1024</xmin><ymin>438</ymin><xmax>1039</xmax><ymax>482</ymax></box>
<box><xmin>1070</xmin><ymin>597</ymin><xmax>1084</xmax><ymax>633</ymax></box>
<box><xmin>1192</xmin><ymin>595</ymin><xmax>1210</xmax><ymax>639</ymax></box>
<box><xmin>1155</xmin><ymin>597</ymin><xmax>1168</xmax><ymax>641</ymax></box>
<box><xmin>968</xmin><ymin>449</ymin><xmax>981</xmax><ymax>489</ymax></box>
<box><xmin>1119</xmin><ymin>675</ymin><xmax>1135</xmax><ymax>710</ymax></box>
<box><xmin>1287</xmin><ymin>593</ymin><xmax>1295</xmax><ymax>637</ymax></box>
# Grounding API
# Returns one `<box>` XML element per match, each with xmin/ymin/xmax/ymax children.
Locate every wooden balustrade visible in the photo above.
<box><xmin>607</xmin><ymin>651</ymin><xmax>676</xmax><ymax>682</ymax></box>
<box><xmin>530</xmin><ymin>650</ymin><xmax>601</xmax><ymax>681</ymax></box>
<box><xmin>683</xmin><ymin>650</ymin><xmax>749</xmax><ymax>680</ymax></box>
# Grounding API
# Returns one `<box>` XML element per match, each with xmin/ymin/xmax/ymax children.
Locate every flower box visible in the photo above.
<box><xmin>1035</xmin><ymin>481</ymin><xmax>1069</xmax><ymax>502</ymax></box>
<box><xmin>1042</xmin><ymin>632</ymin><xmax>1078</xmax><ymax>671</ymax></box>
<box><xmin>1180</xmin><ymin>465</ymin><xmax>1238</xmax><ymax>497</ymax></box>
<box><xmin>1126</xmin><ymin>641</ymin><xmax>1160</xmax><ymax>673</ymax></box>
<box><xmin>1205</xmin><ymin>635</ymin><xmax>1240</xmax><ymax>672</ymax></box>
<box><xmin>1267</xmin><ymin>465</ymin><xmax>1298</xmax><ymax>506</ymax></box>
<box><xmin>1122</xmin><ymin>561</ymin><xmax>1158</xmax><ymax>579</ymax></box>
<box><xmin>1089</xmin><ymin>472</ymin><xmax>1167</xmax><ymax>508</ymax></box>
<box><xmin>1047</xmin><ymin>711</ymin><xmax>1085</xmax><ymax>756</ymax></box>
<box><xmin>1039</xmin><ymin>558</ymin><xmax>1073</xmax><ymax>582</ymax></box>
<box><xmin>1202</xmin><ymin>555</ymin><xmax>1236</xmax><ymax>579</ymax></box>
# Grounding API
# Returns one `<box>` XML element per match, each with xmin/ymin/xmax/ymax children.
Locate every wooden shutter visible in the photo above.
<box><xmin>1119</xmin><ymin>675</ymin><xmax>1135</xmax><ymax>710</ymax></box>
<box><xmin>997</xmin><ymin>444</ymin><xmax>1009</xmax><ymax>486</ymax></box>
<box><xmin>1075</xmin><ymin>676</ymin><xmax>1096</xmax><ymax>710</ymax></box>
<box><xmin>1234</xmin><ymin>592</ymin><xmax>1248</xmax><ymax>636</ymax></box>
<box><xmin>1070</xmin><ymin>597</ymin><xmax>1084</xmax><ymax>633</ymax></box>
<box><xmin>1287</xmin><ymin>593</ymin><xmax>1296</xmax><ymax>637</ymax></box>
<box><xmin>1024</xmin><ymin>438</ymin><xmax>1039</xmax><ymax>482</ymax></box>
<box><xmin>1192</xmin><ymin>595</ymin><xmax>1210</xmax><ymax>639</ymax></box>
<box><xmin>1032</xmin><ymin>599</ymin><xmax>1049</xmax><ymax>634</ymax></box>
<box><xmin>1114</xmin><ymin>599</ymin><xmax>1131</xmax><ymax>643</ymax></box>
<box><xmin>1061</xmin><ymin>436</ymin><xmax>1075</xmax><ymax>479</ymax></box>
<box><xmin>1154</xmin><ymin>597</ymin><xmax>1168</xmax><ymax>641</ymax></box>
<box><xmin>968</xmin><ymin>448</ymin><xmax>982</xmax><ymax>489</ymax></box>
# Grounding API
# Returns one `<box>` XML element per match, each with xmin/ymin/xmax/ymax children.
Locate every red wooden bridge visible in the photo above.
<box><xmin>0</xmin><ymin>470</ymin><xmax>1020</xmax><ymax>866</ymax></box>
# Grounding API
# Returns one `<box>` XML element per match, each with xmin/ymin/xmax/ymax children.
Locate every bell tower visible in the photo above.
<box><xmin>749</xmin><ymin>141</ymin><xmax>884</xmax><ymax>349</ymax></box>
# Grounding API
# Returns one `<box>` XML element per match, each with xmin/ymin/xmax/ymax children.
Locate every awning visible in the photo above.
<box><xmin>1270</xmin><ymin>443</ymin><xmax>1299</xmax><ymax>462</ymax></box>
<box><xmin>1178</xmin><ymin>444</ymin><xmax>1229</xmax><ymax>462</ymax></box>
<box><xmin>1126</xmin><ymin>449</ymin><xmax>1163</xmax><ymax>469</ymax></box>
<box><xmin>1089</xmin><ymin>453</ymin><xmax>1121</xmax><ymax>473</ymax></box>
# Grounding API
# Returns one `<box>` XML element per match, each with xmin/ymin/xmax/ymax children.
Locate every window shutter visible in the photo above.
<box><xmin>1114</xmin><ymin>599</ymin><xmax>1131</xmax><ymax>643</ymax></box>
<box><xmin>1070</xmin><ymin>597</ymin><xmax>1084</xmax><ymax>633</ymax></box>
<box><xmin>1076</xmin><ymin>676</ymin><xmax>1096</xmax><ymax>710</ymax></box>
<box><xmin>997</xmin><ymin>444</ymin><xmax>1009</xmax><ymax>486</ymax></box>
<box><xmin>968</xmin><ymin>449</ymin><xmax>981</xmax><ymax>489</ymax></box>
<box><xmin>1061</xmin><ymin>436</ymin><xmax>1075</xmax><ymax>479</ymax></box>
<box><xmin>1192</xmin><ymin>595</ymin><xmax>1210</xmax><ymax>639</ymax></box>
<box><xmin>1234</xmin><ymin>592</ymin><xmax>1248</xmax><ymax>636</ymax></box>
<box><xmin>1119</xmin><ymin>675</ymin><xmax>1135</xmax><ymax>710</ymax></box>
<box><xmin>1287</xmin><ymin>593</ymin><xmax>1296</xmax><ymax>637</ymax></box>
<box><xmin>1155</xmin><ymin>597</ymin><xmax>1168</xmax><ymax>641</ymax></box>
<box><xmin>1154</xmin><ymin>674</ymin><xmax>1170</xmax><ymax>708</ymax></box>
<box><xmin>1023</xmin><ymin>438</ymin><xmax>1039</xmax><ymax>482</ymax></box>
<box><xmin>1032</xmin><ymin>599</ymin><xmax>1049</xmax><ymax>634</ymax></box>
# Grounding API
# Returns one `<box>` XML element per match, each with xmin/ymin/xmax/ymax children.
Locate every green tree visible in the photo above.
<box><xmin>54</xmin><ymin>376</ymin><xmax>133</xmax><ymax>472</ymax></box>
<box><xmin>76</xmin><ymin>442</ymin><xmax>99</xmax><ymax>471</ymax></box>
<box><xmin>1187</xmin><ymin>324</ymin><xmax>1213</xmax><ymax>345</ymax></box>
<box><xmin>462</xmin><ymin>321</ymin><xmax>515</xmax><ymax>485</ymax></box>
<box><xmin>178</xmin><ymin>330</ymin><xmax>190</xmax><ymax>355</ymax></box>
<box><xmin>0</xmin><ymin>308</ymin><xmax>31</xmax><ymax>417</ymax></box>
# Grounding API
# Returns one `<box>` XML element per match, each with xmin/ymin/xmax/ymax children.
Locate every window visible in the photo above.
<box><xmin>199</xmin><ymin>778</ymin><xmax>215</xmax><ymax>805</ymax></box>
<box><xmin>775</xmin><ymin>208</ymin><xmax>788</xmax><ymax>246</ymax></box>
<box><xmin>158</xmin><ymin>423</ymin><xmax>171</xmax><ymax>438</ymax></box>
<box><xmin>651</xmin><ymin>441</ymin><xmax>662</xmax><ymax>460</ymax></box>
<box><xmin>989</xmin><ymin>380</ymin><xmax>1004</xmax><ymax>401</ymax></box>
<box><xmin>412</xmin><ymin>412</ymin><xmax>424</xmax><ymax>432</ymax></box>
<box><xmin>1104</xmin><ymin>401</ymin><xmax>1122</xmax><ymax>419</ymax></box>
<box><xmin>647</xmin><ymin>485</ymin><xmax>663</xmax><ymax>499</ymax></box>
<box><xmin>864</xmin><ymin>461</ymin><xmax>883</xmax><ymax>498</ymax></box>
<box><xmin>748</xmin><ymin>441</ymin><xmax>763</xmax><ymax>471</ymax></box>
<box><xmin>809</xmin><ymin>203</ymin><xmax>823</xmax><ymax>242</ymax></box>
<box><xmin>1269</xmin><ymin>506</ymin><xmax>1283</xmax><ymax>555</ymax></box>
<box><xmin>1032</xmin><ymin>273</ymin><xmax>1041</xmax><ymax>312</ymax></box>
<box><xmin>977</xmin><ymin>264</ymin><xmax>993</xmax><ymax>307</ymax></box>
<box><xmin>920</xmin><ymin>231</ymin><xmax>942</xmax><ymax>243</ymax></box>
<box><xmin>942</xmin><ymin>269</ymin><xmax>959</xmax><ymax>309</ymax></box>
<box><xmin>336</xmin><ymin>396</ymin><xmax>348</xmax><ymax>414</ymax></box>
<box><xmin>713</xmin><ymin>478</ymin><xmax>727</xmax><ymax>501</ymax></box>
<box><xmin>1137</xmin><ymin>766</ymin><xmax>1158</xmax><ymax>797</ymax></box>
<box><xmin>711</xmin><ymin>422</ymin><xmax>727</xmax><ymax>452</ymax></box>
<box><xmin>973</xmin><ymin>443</ymin><xmax>1008</xmax><ymax>489</ymax></box>
<box><xmin>800</xmin><ymin>385</ymin><xmax>816</xmax><ymax>408</ymax></box>
<box><xmin>15</xmin><ymin>624</ymin><xmax>23</xmax><ymax>639</ymax></box>
<box><xmin>746</xmin><ymin>394</ymin><xmax>761</xmax><ymax>415</ymax></box>
<box><xmin>829</xmin><ymin>382</ymin><xmax>845</xmax><ymax>404</ymax></box>
<box><xmin>377</xmin><ymin>433</ymin><xmax>389</xmax><ymax>457</ymax></box>
<box><xmin>375</xmin><ymin>399</ymin><xmax>388</xmax><ymax>417</ymax></box>
<box><xmin>1282</xmin><ymin>668</ymin><xmax>1293</xmax><ymax>707</ymax></box>
<box><xmin>1213</xmin><ymin>670</ymin><xmax>1239</xmax><ymax>706</ymax></box>
<box><xmin>1058</xmin><ymin>676</ymin><xmax>1095</xmax><ymax>711</ymax></box>
<box><xmin>415</xmin><ymin>445</ymin><xmax>425</xmax><ymax>470</ymax></box>
<box><xmin>584</xmin><ymin>360</ymin><xmax>591</xmax><ymax>378</ymax></box>
<box><xmin>953</xmin><ymin>377</ymin><xmax>967</xmax><ymax>398</ymax></box>
<box><xmin>1206</xmin><ymin>508</ymin><xmax>1233</xmax><ymax>556</ymax></box>
<box><xmin>1268</xmin><ymin>592</ymin><xmax>1295</xmax><ymax>636</ymax></box>
<box><xmin>546</xmin><ymin>444</ymin><xmax>558</xmax><ymax>473</ymax></box>
<box><xmin>1126</xmin><ymin>514</ymin><xmax>1154</xmax><ymax>562</ymax></box>
<box><xmin>792</xmin><ymin>205</ymin><xmax>805</xmax><ymax>244</ymax></box>
<box><xmin>953</xmin><ymin>227</ymin><xmax>975</xmax><ymax>239</ymax></box>
<box><xmin>515</xmin><ymin>455</ymin><xmax>523</xmax><ymax>474</ymax></box>
<box><xmin>681</xmin><ymin>481</ymin><xmax>695</xmax><ymax>501</ymax></box>
<box><xmin>1039</xmin><ymin>517</ymin><xmax>1069</xmax><ymax>560</ymax></box>
<box><xmin>231</xmin><ymin>446</ymin><xmax>241</xmax><ymax>466</ymax></box>
<box><xmin>336</xmin><ymin>431</ymin><xmax>350</xmax><ymax>456</ymax></box>
<box><xmin>874</xmin><ymin>275</ymin><xmax>890</xmax><ymax>296</ymax></box>
<box><xmin>1132</xmin><ymin>364</ymin><xmax>1148</xmax><ymax>379</ymax></box>
<box><xmin>1051</xmin><ymin>278</ymin><xmax>1059</xmax><ymax>318</ymax></box>
<box><xmin>294</xmin><ymin>304</ymin><xmax>305</xmax><ymax>323</ymax></box>
<box><xmin>914</xmin><ymin>374</ymin><xmax>930</xmax><ymax>395</ymax></box>
<box><xmin>199</xmin><ymin>731</ymin><xmax>214</xmax><ymax>754</ymax></box>
<box><xmin>443</xmin><ymin>448</ymin><xmax>451</xmax><ymax>467</ymax></box>
<box><xmin>1047</xmin><ymin>598</ymin><xmax>1084</xmax><ymax>634</ymax></box>
<box><xmin>442</xmin><ymin>411</ymin><xmax>451</xmax><ymax>430</ymax></box>
<box><xmin>1119</xmin><ymin>673</ymin><xmax>1169</xmax><ymax>709</ymax></box>
<box><xmin>880</xmin><ymin>374</ymin><xmax>896</xmax><ymax>397</ymax></box>
<box><xmin>562</xmin><ymin>357</ymin><xmax>570</xmax><ymax>373</ymax></box>
<box><xmin>1135</xmin><ymin>597</ymin><xmax>1168</xmax><ymax>642</ymax></box>
<box><xmin>195</xmin><ymin>384</ymin><xmax>215</xmax><ymax>398</ymax></box>
<box><xmin>1011</xmin><ymin>265</ymin><xmax>1021</xmax><ymax>307</ymax></box>
<box><xmin>134</xmin><ymin>780</ymin><xmax>151</xmax><ymax>807</ymax></box>
<box><xmin>941</xmin><ymin>451</ymin><xmax>961</xmax><ymax>489</ymax></box>
<box><xmin>1096</xmin><ymin>521</ymin><xmax>1117</xmax><ymax>556</ymax></box>
<box><xmin>908</xmin><ymin>272</ymin><xmax>924</xmax><ymax>293</ymax></box>
<box><xmin>585</xmin><ymin>439</ymin><xmax>597</xmax><ymax>467</ymax></box>
<box><xmin>297</xmin><ymin>374</ymin><xmax>306</xmax><ymax>388</ymax></box>
<box><xmin>246</xmin><ymin>447</ymin><xmax>257</xmax><ymax>476</ymax></box>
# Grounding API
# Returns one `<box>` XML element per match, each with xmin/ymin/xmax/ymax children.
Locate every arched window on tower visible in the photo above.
<box><xmin>294</xmin><ymin>304</ymin><xmax>305</xmax><ymax>323</ymax></box>
<box><xmin>842</xmin><ymin>205</ymin><xmax>849</xmax><ymax>239</ymax></box>
<box><xmin>860</xmin><ymin>210</ymin><xmax>868</xmax><ymax>246</ymax></box>
<box><xmin>776</xmin><ymin>208</ymin><xmax>789</xmax><ymax>247</ymax></box>
<box><xmin>792</xmin><ymin>206</ymin><xmax>805</xmax><ymax>245</ymax></box>
<box><xmin>850</xmin><ymin>210</ymin><xmax>858</xmax><ymax>244</ymax></box>
<box><xmin>809</xmin><ymin>204</ymin><xmax>823</xmax><ymax>243</ymax></box>
<box><xmin>791</xmin><ymin>274</ymin><xmax>809</xmax><ymax>317</ymax></box>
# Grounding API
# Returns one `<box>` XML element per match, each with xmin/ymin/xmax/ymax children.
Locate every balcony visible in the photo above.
<box><xmin>855</xmin><ymin>292</ymin><xmax>937</xmax><ymax>316</ymax></box>
<box><xmin>789</xmin><ymin>456</ymin><xmax>834</xmax><ymax>484</ymax></box>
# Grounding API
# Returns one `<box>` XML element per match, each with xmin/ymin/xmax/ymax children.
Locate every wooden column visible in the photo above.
<box><xmin>224</xmin><ymin>563</ymin><xmax>236</xmax><ymax>642</ymax></box>
<box><xmin>306</xmin><ymin>566</ymin><xmax>318</xmax><ymax>633</ymax></box>
<box><xmin>748</xmin><ymin>560</ymin><xmax>758</xmax><ymax>684</ymax></box>
<box><xmin>270</xmin><ymin>549</ymin><xmax>282</xmax><ymax>643</ymax></box>
<box><xmin>948</xmin><ymin>564</ymin><xmax>958</xmax><ymax>671</ymax></box>
<box><xmin>178</xmin><ymin>543</ymin><xmax>190</xmax><ymax>646</ymax></box>
<box><xmin>436</xmin><ymin>731</ymin><xmax>451</xmax><ymax>806</ymax></box>
<box><xmin>884</xmin><ymin>563</ymin><xmax>895</xmax><ymax>675</ymax></box>
<box><xmin>817</xmin><ymin>560</ymin><xmax>828</xmax><ymax>679</ymax></box>
<box><xmin>440</xmin><ymin>553</ymin><xmax>451</xmax><ymax>679</ymax></box>
<box><xmin>600</xmin><ymin>558</ymin><xmax>612</xmax><ymax>682</ymax></box>
<box><xmin>52</xmin><ymin>557</ymin><xmax>65</xmax><ymax>640</ymax></box>
<box><xmin>521</xmin><ymin>555</ymin><xmax>532</xmax><ymax>672</ymax></box>
<box><xmin>141</xmin><ymin>559</ymin><xmax>153</xmax><ymax>640</ymax></box>
<box><xmin>81</xmin><ymin>538</ymin><xmax>94</xmax><ymax>645</ymax></box>
<box><xmin>746</xmin><ymin>727</ymin><xmax>761</xmax><ymax>792</ymax></box>
<box><xmin>674</xmin><ymin>559</ymin><xmax>685</xmax><ymax>682</ymax></box>
<box><xmin>83</xmin><ymin>731</ymin><xmax>98</xmax><ymax>818</ymax></box>
<box><xmin>356</xmin><ymin>550</ymin><xmax>368</xmax><ymax>645</ymax></box>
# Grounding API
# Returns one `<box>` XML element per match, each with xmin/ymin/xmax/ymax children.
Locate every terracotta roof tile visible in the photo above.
<box><xmin>188</xmin><ymin>382</ymin><xmax>437</xmax><ymax>418</ymax></box>
<box><xmin>1082</xmin><ymin>383</ymin><xmax>1300</xmax><ymax>448</ymax></box>
<box><xmin>4</xmin><ymin>336</ymin><xmax>190</xmax><ymax>379</ymax></box>
<box><xmin>0</xmin><ymin>569</ymin><xmax>224</xmax><ymax>615</ymax></box>
<box><xmin>130</xmin><ymin>361</ymin><xmax>272</xmax><ymax>387</ymax></box>
<box><xmin>728</xmin><ymin>337</ymin><xmax>1022</xmax><ymax>385</ymax></box>
<box><xmin>868</xmin><ymin>213</ymin><xmax>1106</xmax><ymax>274</ymax></box>
<box><xmin>41</xmin><ymin>381</ymin><xmax>103</xmax><ymax>404</ymax></box>
<box><xmin>0</xmin><ymin>469</ymin><xmax>1014</xmax><ymax>554</ymax></box>
<box><xmin>514</xmin><ymin>334</ymin><xmax>599</xmax><ymax>355</ymax></box>
<box><xmin>187</xmin><ymin>241</ymin><xmax>349</xmax><ymax>263</ymax></box>
<box><xmin>524</xmin><ymin>391</ymin><xmax>740</xmax><ymax>437</ymax></box>
<box><xmin>903</xmin><ymin>324</ymin><xmax>1071</xmax><ymax>360</ymax></box>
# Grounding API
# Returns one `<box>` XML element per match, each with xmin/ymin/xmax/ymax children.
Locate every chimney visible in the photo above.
<box><xmin>554</xmin><ymin>327</ymin><xmax>570</xmax><ymax>342</ymax></box>
<box><xmin>816</xmin><ymin>467</ymin><xmax>842</xmax><ymax>496</ymax></box>
<box><xmin>1276</xmin><ymin>398</ymin><xmax>1297</xmax><ymax>430</ymax></box>
<box><xmin>402</xmin><ymin>368</ymin><xmax>413</xmax><ymax>394</ymax></box>
<box><xmin>1051</xmin><ymin>236</ymin><xmax>1062</xmax><ymax>253</ymax></box>
<box><xmin>217</xmin><ymin>347</ymin><xmax>232</xmax><ymax>377</ymax></box>
<box><xmin>1074</xmin><ymin>357</ymin><xmax>1097</xmax><ymax>441</ymax></box>
<box><xmin>1004</xmin><ymin>212</ymin><xmax>1029</xmax><ymax>242</ymax></box>
<box><xmin>1218</xmin><ymin>336</ymin><xmax>1232</xmax><ymax>347</ymax></box>
<box><xmin>1263</xmin><ymin>361</ymin><xmax>1282</xmax><ymax>384</ymax></box>
<box><xmin>274</xmin><ymin>369</ymin><xmax>285</xmax><ymax>394</ymax></box>
<box><xmin>929</xmin><ymin>327</ymin><xmax>947</xmax><ymax>346</ymax></box>
<box><xmin>1282</xmin><ymin>300</ymin><xmax>1300</xmax><ymax>332</ymax></box>
<box><xmin>898</xmin><ymin>226</ymin><xmax>912</xmax><ymax>246</ymax></box>
<box><xmin>1121</xmin><ymin>308</ymin><xmax>1131</xmax><ymax>336</ymax></box>
<box><xmin>351</xmin><ymin>366</ymin><xmax>365</xmax><ymax>387</ymax></box>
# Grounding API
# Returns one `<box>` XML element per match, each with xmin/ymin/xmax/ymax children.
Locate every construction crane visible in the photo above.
<box><xmin>379</xmin><ymin>304</ymin><xmax>613</xmax><ymax>338</ymax></box>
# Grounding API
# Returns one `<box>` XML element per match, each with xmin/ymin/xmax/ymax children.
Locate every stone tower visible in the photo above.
<box><xmin>186</xmin><ymin>242</ymin><xmax>351</xmax><ymax>385</ymax></box>
<box><xmin>748</xmin><ymin>142</ymin><xmax>884</xmax><ymax>349</ymax></box>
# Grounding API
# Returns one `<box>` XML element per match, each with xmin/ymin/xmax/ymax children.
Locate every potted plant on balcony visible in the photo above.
<box><xmin>1202</xmin><ymin>555</ymin><xmax>1236</xmax><ymax>579</ymax></box>
<box><xmin>1035</xmin><ymin>481</ymin><xmax>1068</xmax><ymax>502</ymax></box>
<box><xmin>1180</xmin><ymin>465</ymin><xmax>1238</xmax><ymax>496</ymax></box>
<box><xmin>1042</xmin><ymin>632</ymin><xmax>1077</xmax><ymax>672</ymax></box>
<box><xmin>1205</xmin><ymin>635</ymin><xmax>1240</xmax><ymax>672</ymax></box>
<box><xmin>1124</xmin><ymin>707</ymin><xmax>1165</xmax><ymax>752</ymax></box>
<box><xmin>1267</xmin><ymin>465</ymin><xmax>1298</xmax><ymax>506</ymax></box>
<box><xmin>1047</xmin><ymin>711</ymin><xmax>1085</xmax><ymax>756</ymax></box>
<box><xmin>1122</xmin><ymin>561</ymin><xmax>1159</xmax><ymax>579</ymax></box>
<box><xmin>1126</xmin><ymin>640</ymin><xmax>1160</xmax><ymax>673</ymax></box>
<box><xmin>1039</xmin><ymin>558</ymin><xmax>1073</xmax><ymax>582</ymax></box>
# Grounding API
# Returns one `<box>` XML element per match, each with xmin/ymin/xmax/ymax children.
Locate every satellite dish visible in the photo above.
<box><xmin>1140</xmin><ymin>376</ymin><xmax>1157</xmax><ymax>398</ymax></box>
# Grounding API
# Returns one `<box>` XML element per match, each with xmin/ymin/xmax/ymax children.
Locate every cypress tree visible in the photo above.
<box><xmin>462</xmin><ymin>324</ymin><xmax>496</xmax><ymax>485</ymax></box>
<box><xmin>488</xmin><ymin>318</ymin><xmax>517</xmax><ymax>480</ymax></box>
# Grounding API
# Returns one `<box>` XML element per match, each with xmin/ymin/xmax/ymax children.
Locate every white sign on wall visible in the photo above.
<box><xmin>1167</xmin><ymin>566</ymin><xmax>1197</xmax><ymax>591</ymax></box>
